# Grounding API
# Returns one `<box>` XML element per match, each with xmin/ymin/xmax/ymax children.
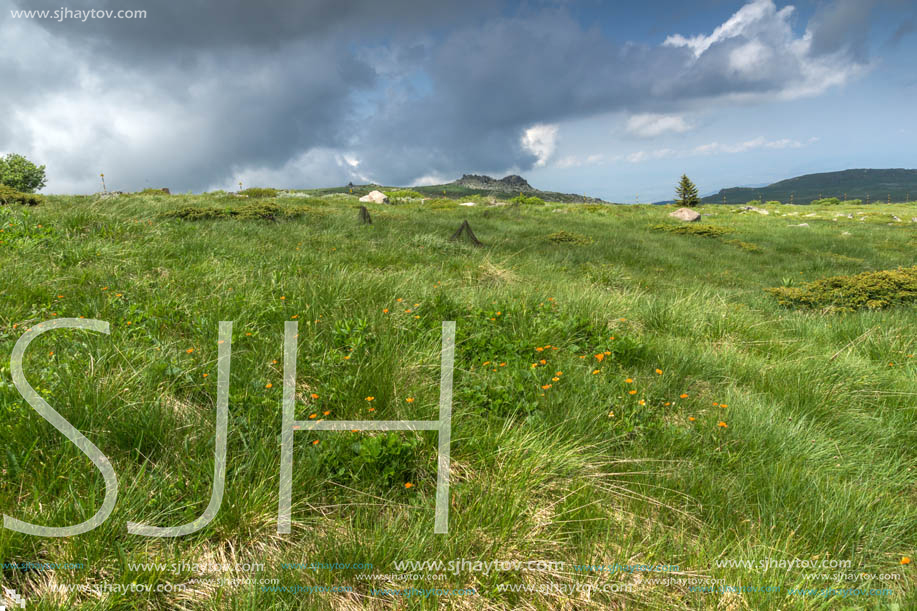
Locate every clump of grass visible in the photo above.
<box><xmin>810</xmin><ymin>197</ymin><xmax>841</xmax><ymax>205</ymax></box>
<box><xmin>766</xmin><ymin>266</ymin><xmax>917</xmax><ymax>311</ymax></box>
<box><xmin>724</xmin><ymin>239</ymin><xmax>761</xmax><ymax>252</ymax></box>
<box><xmin>387</xmin><ymin>189</ymin><xmax>425</xmax><ymax>200</ymax></box>
<box><xmin>0</xmin><ymin>184</ymin><xmax>43</xmax><ymax>206</ymax></box>
<box><xmin>652</xmin><ymin>223</ymin><xmax>730</xmax><ymax>238</ymax></box>
<box><xmin>238</xmin><ymin>187</ymin><xmax>279</xmax><ymax>198</ymax></box>
<box><xmin>163</xmin><ymin>201</ymin><xmax>303</xmax><ymax>221</ymax></box>
<box><xmin>546</xmin><ymin>230</ymin><xmax>593</xmax><ymax>245</ymax></box>
<box><xmin>510</xmin><ymin>194</ymin><xmax>546</xmax><ymax>206</ymax></box>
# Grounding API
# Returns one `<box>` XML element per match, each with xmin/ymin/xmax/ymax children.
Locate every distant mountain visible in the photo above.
<box><xmin>413</xmin><ymin>174</ymin><xmax>610</xmax><ymax>203</ymax></box>
<box><xmin>699</xmin><ymin>169</ymin><xmax>917</xmax><ymax>204</ymax></box>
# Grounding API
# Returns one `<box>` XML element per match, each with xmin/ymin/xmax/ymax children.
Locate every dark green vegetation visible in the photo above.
<box><xmin>676</xmin><ymin>174</ymin><xmax>700</xmax><ymax>207</ymax></box>
<box><xmin>0</xmin><ymin>184</ymin><xmax>43</xmax><ymax>206</ymax></box>
<box><xmin>768</xmin><ymin>266</ymin><xmax>917</xmax><ymax>312</ymax></box>
<box><xmin>0</xmin><ymin>193</ymin><xmax>915</xmax><ymax>609</ymax></box>
<box><xmin>702</xmin><ymin>168</ymin><xmax>917</xmax><ymax>204</ymax></box>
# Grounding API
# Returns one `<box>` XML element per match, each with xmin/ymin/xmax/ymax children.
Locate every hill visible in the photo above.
<box><xmin>699</xmin><ymin>168</ymin><xmax>917</xmax><ymax>204</ymax></box>
<box><xmin>313</xmin><ymin>174</ymin><xmax>611</xmax><ymax>203</ymax></box>
<box><xmin>1</xmin><ymin>194</ymin><xmax>916</xmax><ymax>609</ymax></box>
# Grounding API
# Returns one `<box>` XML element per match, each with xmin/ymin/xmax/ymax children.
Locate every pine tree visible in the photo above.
<box><xmin>676</xmin><ymin>174</ymin><xmax>699</xmax><ymax>207</ymax></box>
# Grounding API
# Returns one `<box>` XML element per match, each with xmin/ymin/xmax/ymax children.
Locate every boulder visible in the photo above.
<box><xmin>742</xmin><ymin>206</ymin><xmax>769</xmax><ymax>215</ymax></box>
<box><xmin>359</xmin><ymin>190</ymin><xmax>390</xmax><ymax>204</ymax></box>
<box><xmin>459</xmin><ymin>202</ymin><xmax>476</xmax><ymax>207</ymax></box>
<box><xmin>669</xmin><ymin>207</ymin><xmax>700</xmax><ymax>222</ymax></box>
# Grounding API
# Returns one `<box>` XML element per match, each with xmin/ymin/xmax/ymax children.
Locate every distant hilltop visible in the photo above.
<box><xmin>453</xmin><ymin>174</ymin><xmax>535</xmax><ymax>192</ymax></box>
<box><xmin>699</xmin><ymin>168</ymin><xmax>917</xmax><ymax>204</ymax></box>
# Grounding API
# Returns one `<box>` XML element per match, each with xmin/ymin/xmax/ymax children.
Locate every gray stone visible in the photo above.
<box><xmin>359</xmin><ymin>190</ymin><xmax>390</xmax><ymax>204</ymax></box>
<box><xmin>669</xmin><ymin>207</ymin><xmax>701</xmax><ymax>222</ymax></box>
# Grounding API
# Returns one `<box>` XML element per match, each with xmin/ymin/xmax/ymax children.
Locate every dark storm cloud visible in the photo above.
<box><xmin>0</xmin><ymin>0</ymin><xmax>887</xmax><ymax>192</ymax></box>
<box><xmin>807</xmin><ymin>0</ymin><xmax>879</xmax><ymax>60</ymax></box>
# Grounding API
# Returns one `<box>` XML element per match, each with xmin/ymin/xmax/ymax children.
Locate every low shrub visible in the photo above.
<box><xmin>766</xmin><ymin>266</ymin><xmax>917</xmax><ymax>311</ymax></box>
<box><xmin>745</xmin><ymin>200</ymin><xmax>762</xmax><ymax>206</ymax></box>
<box><xmin>0</xmin><ymin>184</ymin><xmax>43</xmax><ymax>206</ymax></box>
<box><xmin>765</xmin><ymin>200</ymin><xmax>781</xmax><ymax>206</ymax></box>
<box><xmin>163</xmin><ymin>201</ymin><xmax>299</xmax><ymax>221</ymax></box>
<box><xmin>546</xmin><ymin>230</ymin><xmax>593</xmax><ymax>245</ymax></box>
<box><xmin>137</xmin><ymin>188</ymin><xmax>170</xmax><ymax>196</ymax></box>
<box><xmin>387</xmin><ymin>189</ymin><xmax>425</xmax><ymax>200</ymax></box>
<box><xmin>810</xmin><ymin>197</ymin><xmax>841</xmax><ymax>206</ymax></box>
<box><xmin>238</xmin><ymin>187</ymin><xmax>279</xmax><ymax>198</ymax></box>
<box><xmin>652</xmin><ymin>223</ymin><xmax>730</xmax><ymax>238</ymax></box>
<box><xmin>510</xmin><ymin>194</ymin><xmax>546</xmax><ymax>206</ymax></box>
<box><xmin>725</xmin><ymin>239</ymin><xmax>761</xmax><ymax>252</ymax></box>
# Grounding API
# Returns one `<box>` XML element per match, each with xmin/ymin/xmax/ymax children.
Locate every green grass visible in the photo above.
<box><xmin>0</xmin><ymin>196</ymin><xmax>915</xmax><ymax>609</ymax></box>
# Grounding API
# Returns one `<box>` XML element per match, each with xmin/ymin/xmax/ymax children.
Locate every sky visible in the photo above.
<box><xmin>1</xmin><ymin>0</ymin><xmax>915</xmax><ymax>202</ymax></box>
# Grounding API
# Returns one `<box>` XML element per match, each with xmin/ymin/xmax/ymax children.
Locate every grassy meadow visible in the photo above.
<box><xmin>0</xmin><ymin>192</ymin><xmax>915</xmax><ymax>609</ymax></box>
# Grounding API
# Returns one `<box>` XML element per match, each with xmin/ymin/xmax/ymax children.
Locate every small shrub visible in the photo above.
<box><xmin>842</xmin><ymin>199</ymin><xmax>862</xmax><ymax>206</ymax></box>
<box><xmin>745</xmin><ymin>200</ymin><xmax>762</xmax><ymax>206</ymax></box>
<box><xmin>546</xmin><ymin>230</ymin><xmax>593</xmax><ymax>245</ymax></box>
<box><xmin>387</xmin><ymin>189</ymin><xmax>425</xmax><ymax>200</ymax></box>
<box><xmin>766</xmin><ymin>266</ymin><xmax>917</xmax><ymax>311</ymax></box>
<box><xmin>510</xmin><ymin>194</ymin><xmax>546</xmax><ymax>206</ymax></box>
<box><xmin>309</xmin><ymin>432</ymin><xmax>420</xmax><ymax>488</ymax></box>
<box><xmin>162</xmin><ymin>201</ymin><xmax>298</xmax><ymax>221</ymax></box>
<box><xmin>0</xmin><ymin>184</ymin><xmax>43</xmax><ymax>206</ymax></box>
<box><xmin>427</xmin><ymin>198</ymin><xmax>458</xmax><ymax>210</ymax></box>
<box><xmin>765</xmin><ymin>200</ymin><xmax>781</xmax><ymax>206</ymax></box>
<box><xmin>238</xmin><ymin>187</ymin><xmax>279</xmax><ymax>198</ymax></box>
<box><xmin>652</xmin><ymin>223</ymin><xmax>730</xmax><ymax>238</ymax></box>
<box><xmin>137</xmin><ymin>188</ymin><xmax>170</xmax><ymax>196</ymax></box>
<box><xmin>810</xmin><ymin>197</ymin><xmax>841</xmax><ymax>206</ymax></box>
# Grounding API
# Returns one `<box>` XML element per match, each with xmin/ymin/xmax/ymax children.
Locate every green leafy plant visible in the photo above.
<box><xmin>810</xmin><ymin>197</ymin><xmax>841</xmax><ymax>206</ymax></box>
<box><xmin>0</xmin><ymin>153</ymin><xmax>47</xmax><ymax>193</ymax></box>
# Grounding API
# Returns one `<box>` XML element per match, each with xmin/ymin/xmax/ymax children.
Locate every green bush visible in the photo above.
<box><xmin>765</xmin><ymin>200</ymin><xmax>781</xmax><ymax>206</ymax></box>
<box><xmin>766</xmin><ymin>266</ymin><xmax>917</xmax><ymax>311</ymax></box>
<box><xmin>309</xmin><ymin>432</ymin><xmax>420</xmax><ymax>487</ymax></box>
<box><xmin>510</xmin><ymin>194</ymin><xmax>546</xmax><ymax>206</ymax></box>
<box><xmin>745</xmin><ymin>200</ymin><xmax>762</xmax><ymax>206</ymax></box>
<box><xmin>0</xmin><ymin>184</ymin><xmax>43</xmax><ymax>206</ymax></box>
<box><xmin>546</xmin><ymin>230</ymin><xmax>593</xmax><ymax>245</ymax></box>
<box><xmin>163</xmin><ymin>201</ymin><xmax>295</xmax><ymax>221</ymax></box>
<box><xmin>0</xmin><ymin>153</ymin><xmax>47</xmax><ymax>193</ymax></box>
<box><xmin>810</xmin><ymin>197</ymin><xmax>841</xmax><ymax>206</ymax></box>
<box><xmin>842</xmin><ymin>199</ymin><xmax>862</xmax><ymax>206</ymax></box>
<box><xmin>387</xmin><ymin>189</ymin><xmax>425</xmax><ymax>200</ymax></box>
<box><xmin>652</xmin><ymin>223</ymin><xmax>730</xmax><ymax>238</ymax></box>
<box><xmin>238</xmin><ymin>187</ymin><xmax>279</xmax><ymax>198</ymax></box>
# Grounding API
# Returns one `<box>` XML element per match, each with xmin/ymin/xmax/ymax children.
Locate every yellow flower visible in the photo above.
<box><xmin>628</xmin><ymin>389</ymin><xmax>637</xmax><ymax>395</ymax></box>
<box><xmin>312</xmin><ymin>439</ymin><xmax>320</xmax><ymax>445</ymax></box>
<box><xmin>679</xmin><ymin>393</ymin><xmax>688</xmax><ymax>399</ymax></box>
<box><xmin>404</xmin><ymin>482</ymin><xmax>414</xmax><ymax>488</ymax></box>
<box><xmin>592</xmin><ymin>369</ymin><xmax>600</xmax><ymax>375</ymax></box>
<box><xmin>309</xmin><ymin>413</ymin><xmax>317</xmax><ymax>419</ymax></box>
<box><xmin>323</xmin><ymin>410</ymin><xmax>330</xmax><ymax>416</ymax></box>
<box><xmin>551</xmin><ymin>377</ymin><xmax>560</xmax><ymax>382</ymax></box>
<box><xmin>718</xmin><ymin>421</ymin><xmax>728</xmax><ymax>428</ymax></box>
<box><xmin>405</xmin><ymin>397</ymin><xmax>414</xmax><ymax>403</ymax></box>
<box><xmin>901</xmin><ymin>557</ymin><xmax>911</xmax><ymax>565</ymax></box>
<box><xmin>366</xmin><ymin>396</ymin><xmax>374</xmax><ymax>401</ymax></box>
<box><xmin>311</xmin><ymin>393</ymin><xmax>319</xmax><ymax>399</ymax></box>
<box><xmin>539</xmin><ymin>359</ymin><xmax>546</xmax><ymax>365</ymax></box>
<box><xmin>688</xmin><ymin>416</ymin><xmax>695</xmax><ymax>422</ymax></box>
<box><xmin>625</xmin><ymin>378</ymin><xmax>633</xmax><ymax>383</ymax></box>
<box><xmin>265</xmin><ymin>383</ymin><xmax>273</xmax><ymax>389</ymax></box>
<box><xmin>638</xmin><ymin>399</ymin><xmax>646</xmax><ymax>406</ymax></box>
<box><xmin>655</xmin><ymin>369</ymin><xmax>663</xmax><ymax>375</ymax></box>
<box><xmin>541</xmin><ymin>384</ymin><xmax>552</xmax><ymax>390</ymax></box>
<box><xmin>595</xmin><ymin>353</ymin><xmax>605</xmax><ymax>362</ymax></box>
<box><xmin>382</xmin><ymin>308</ymin><xmax>389</xmax><ymax>313</ymax></box>
<box><xmin>535</xmin><ymin>347</ymin><xmax>544</xmax><ymax>352</ymax></box>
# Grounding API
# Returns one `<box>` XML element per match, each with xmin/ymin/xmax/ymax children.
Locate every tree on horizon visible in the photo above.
<box><xmin>676</xmin><ymin>174</ymin><xmax>699</xmax><ymax>207</ymax></box>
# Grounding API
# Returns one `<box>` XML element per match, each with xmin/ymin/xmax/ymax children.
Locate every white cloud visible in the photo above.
<box><xmin>410</xmin><ymin>173</ymin><xmax>450</xmax><ymax>186</ymax></box>
<box><xmin>521</xmin><ymin>123</ymin><xmax>558</xmax><ymax>167</ymax></box>
<box><xmin>626</xmin><ymin>113</ymin><xmax>692</xmax><ymax>138</ymax></box>
<box><xmin>626</xmin><ymin>148</ymin><xmax>677</xmax><ymax>163</ymax></box>
<box><xmin>692</xmin><ymin>136</ymin><xmax>808</xmax><ymax>155</ymax></box>
<box><xmin>664</xmin><ymin>0</ymin><xmax>792</xmax><ymax>58</ymax></box>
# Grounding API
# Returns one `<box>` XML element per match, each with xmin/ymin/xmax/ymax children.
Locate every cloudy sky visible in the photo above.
<box><xmin>2</xmin><ymin>0</ymin><xmax>915</xmax><ymax>201</ymax></box>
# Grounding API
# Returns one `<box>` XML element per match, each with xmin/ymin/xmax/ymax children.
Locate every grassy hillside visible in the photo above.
<box><xmin>1</xmin><ymin>194</ymin><xmax>915</xmax><ymax>609</ymax></box>
<box><xmin>700</xmin><ymin>168</ymin><xmax>917</xmax><ymax>204</ymax></box>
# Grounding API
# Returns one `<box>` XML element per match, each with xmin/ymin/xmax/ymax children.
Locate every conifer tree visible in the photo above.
<box><xmin>676</xmin><ymin>174</ymin><xmax>699</xmax><ymax>207</ymax></box>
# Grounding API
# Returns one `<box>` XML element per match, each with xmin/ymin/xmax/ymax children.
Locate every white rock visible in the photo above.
<box><xmin>359</xmin><ymin>190</ymin><xmax>390</xmax><ymax>204</ymax></box>
<box><xmin>459</xmin><ymin>202</ymin><xmax>476</xmax><ymax>207</ymax></box>
<box><xmin>669</xmin><ymin>207</ymin><xmax>701</xmax><ymax>222</ymax></box>
<box><xmin>795</xmin><ymin>223</ymin><xmax>809</xmax><ymax>227</ymax></box>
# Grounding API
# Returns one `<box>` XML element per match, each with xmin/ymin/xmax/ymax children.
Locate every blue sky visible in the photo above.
<box><xmin>1</xmin><ymin>0</ymin><xmax>915</xmax><ymax>201</ymax></box>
